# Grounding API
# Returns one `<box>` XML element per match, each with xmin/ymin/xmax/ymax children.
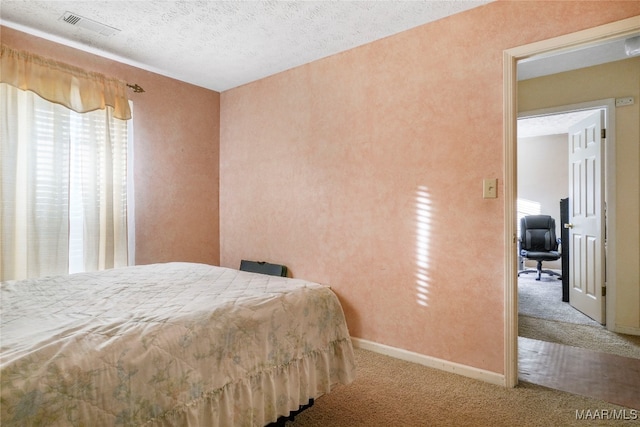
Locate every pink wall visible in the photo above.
<box><xmin>220</xmin><ymin>2</ymin><xmax>640</xmax><ymax>373</ymax></box>
<box><xmin>1</xmin><ymin>26</ymin><xmax>221</xmax><ymax>266</ymax></box>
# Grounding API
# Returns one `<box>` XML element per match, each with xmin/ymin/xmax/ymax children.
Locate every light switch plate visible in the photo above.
<box><xmin>483</xmin><ymin>178</ymin><xmax>497</xmax><ymax>199</ymax></box>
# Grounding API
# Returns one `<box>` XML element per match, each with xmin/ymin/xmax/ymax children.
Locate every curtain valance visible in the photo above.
<box><xmin>0</xmin><ymin>44</ymin><xmax>131</xmax><ymax>120</ymax></box>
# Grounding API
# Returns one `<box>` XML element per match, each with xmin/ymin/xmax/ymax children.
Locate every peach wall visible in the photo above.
<box><xmin>1</xmin><ymin>26</ymin><xmax>221</xmax><ymax>266</ymax></box>
<box><xmin>220</xmin><ymin>2</ymin><xmax>640</xmax><ymax>373</ymax></box>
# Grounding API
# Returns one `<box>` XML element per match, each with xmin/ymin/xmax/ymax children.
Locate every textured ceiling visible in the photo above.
<box><xmin>0</xmin><ymin>0</ymin><xmax>492</xmax><ymax>91</ymax></box>
<box><xmin>518</xmin><ymin>110</ymin><xmax>597</xmax><ymax>139</ymax></box>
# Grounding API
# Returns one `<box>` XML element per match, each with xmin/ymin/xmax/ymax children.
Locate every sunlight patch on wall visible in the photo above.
<box><xmin>517</xmin><ymin>198</ymin><xmax>542</xmax><ymax>216</ymax></box>
<box><xmin>415</xmin><ymin>186</ymin><xmax>432</xmax><ymax>307</ymax></box>
<box><xmin>516</xmin><ymin>198</ymin><xmax>541</xmax><ymax>234</ymax></box>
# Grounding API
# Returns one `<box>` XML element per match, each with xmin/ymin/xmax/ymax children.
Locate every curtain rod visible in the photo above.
<box><xmin>126</xmin><ymin>83</ymin><xmax>145</xmax><ymax>93</ymax></box>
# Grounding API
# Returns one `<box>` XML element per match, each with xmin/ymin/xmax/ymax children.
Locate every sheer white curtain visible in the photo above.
<box><xmin>68</xmin><ymin>104</ymin><xmax>129</xmax><ymax>274</ymax></box>
<box><xmin>1</xmin><ymin>83</ymin><xmax>129</xmax><ymax>281</ymax></box>
<box><xmin>1</xmin><ymin>83</ymin><xmax>70</xmax><ymax>279</ymax></box>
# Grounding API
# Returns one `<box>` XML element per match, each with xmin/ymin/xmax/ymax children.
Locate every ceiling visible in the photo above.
<box><xmin>518</xmin><ymin>110</ymin><xmax>598</xmax><ymax>139</ymax></box>
<box><xmin>1</xmin><ymin>1</ymin><xmax>636</xmax><ymax>136</ymax></box>
<box><xmin>0</xmin><ymin>0</ymin><xmax>492</xmax><ymax>92</ymax></box>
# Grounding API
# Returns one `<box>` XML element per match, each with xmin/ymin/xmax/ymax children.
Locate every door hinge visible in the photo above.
<box><xmin>602</xmin><ymin>286</ymin><xmax>606</xmax><ymax>297</ymax></box>
<box><xmin>601</xmin><ymin>128</ymin><xmax>606</xmax><ymax>139</ymax></box>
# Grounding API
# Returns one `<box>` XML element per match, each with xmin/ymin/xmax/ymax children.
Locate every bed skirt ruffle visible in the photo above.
<box><xmin>147</xmin><ymin>338</ymin><xmax>355</xmax><ymax>427</ymax></box>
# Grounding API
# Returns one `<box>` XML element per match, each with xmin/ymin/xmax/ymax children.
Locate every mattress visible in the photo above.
<box><xmin>0</xmin><ymin>262</ymin><xmax>356</xmax><ymax>426</ymax></box>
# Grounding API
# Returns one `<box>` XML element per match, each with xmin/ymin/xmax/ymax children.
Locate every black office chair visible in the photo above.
<box><xmin>239</xmin><ymin>260</ymin><xmax>288</xmax><ymax>277</ymax></box>
<box><xmin>518</xmin><ymin>215</ymin><xmax>561</xmax><ymax>281</ymax></box>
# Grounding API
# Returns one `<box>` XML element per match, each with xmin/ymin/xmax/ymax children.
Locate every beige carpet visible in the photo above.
<box><xmin>286</xmin><ymin>348</ymin><xmax>638</xmax><ymax>426</ymax></box>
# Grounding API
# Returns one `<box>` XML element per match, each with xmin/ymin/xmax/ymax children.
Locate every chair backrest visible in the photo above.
<box><xmin>520</xmin><ymin>215</ymin><xmax>559</xmax><ymax>252</ymax></box>
<box><xmin>239</xmin><ymin>260</ymin><xmax>288</xmax><ymax>277</ymax></box>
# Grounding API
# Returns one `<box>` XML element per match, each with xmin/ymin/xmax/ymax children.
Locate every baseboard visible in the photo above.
<box><xmin>612</xmin><ymin>324</ymin><xmax>640</xmax><ymax>336</ymax></box>
<box><xmin>350</xmin><ymin>337</ymin><xmax>506</xmax><ymax>387</ymax></box>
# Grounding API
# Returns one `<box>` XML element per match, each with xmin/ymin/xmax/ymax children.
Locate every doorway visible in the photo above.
<box><xmin>512</xmin><ymin>77</ymin><xmax>640</xmax><ymax>407</ymax></box>
<box><xmin>503</xmin><ymin>16</ymin><xmax>640</xmax><ymax>388</ymax></box>
<box><xmin>516</xmin><ymin>106</ymin><xmax>614</xmax><ymax>361</ymax></box>
<box><xmin>517</xmin><ymin>105</ymin><xmax>610</xmax><ymax>327</ymax></box>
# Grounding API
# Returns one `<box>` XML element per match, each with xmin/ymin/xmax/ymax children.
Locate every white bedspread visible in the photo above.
<box><xmin>0</xmin><ymin>262</ymin><xmax>355</xmax><ymax>426</ymax></box>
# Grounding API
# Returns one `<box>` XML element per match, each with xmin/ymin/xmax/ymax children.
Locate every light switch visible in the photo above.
<box><xmin>483</xmin><ymin>178</ymin><xmax>497</xmax><ymax>199</ymax></box>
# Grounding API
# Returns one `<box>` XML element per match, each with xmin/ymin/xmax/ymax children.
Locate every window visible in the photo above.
<box><xmin>0</xmin><ymin>83</ymin><xmax>134</xmax><ymax>281</ymax></box>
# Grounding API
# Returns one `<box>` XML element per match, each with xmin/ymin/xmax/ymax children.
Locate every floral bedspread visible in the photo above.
<box><xmin>0</xmin><ymin>262</ymin><xmax>356</xmax><ymax>426</ymax></box>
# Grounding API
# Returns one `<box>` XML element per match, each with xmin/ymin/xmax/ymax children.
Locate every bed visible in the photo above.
<box><xmin>0</xmin><ymin>262</ymin><xmax>356</xmax><ymax>426</ymax></box>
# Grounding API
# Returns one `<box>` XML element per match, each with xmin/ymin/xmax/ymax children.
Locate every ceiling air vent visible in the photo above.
<box><xmin>60</xmin><ymin>11</ymin><xmax>120</xmax><ymax>37</ymax></box>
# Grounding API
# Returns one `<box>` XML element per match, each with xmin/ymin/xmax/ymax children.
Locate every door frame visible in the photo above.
<box><xmin>519</xmin><ymin>101</ymin><xmax>615</xmax><ymax>322</ymax></box>
<box><xmin>503</xmin><ymin>16</ymin><xmax>640</xmax><ymax>388</ymax></box>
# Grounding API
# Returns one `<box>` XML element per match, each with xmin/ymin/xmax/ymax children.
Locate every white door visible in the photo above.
<box><xmin>567</xmin><ymin>110</ymin><xmax>605</xmax><ymax>324</ymax></box>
